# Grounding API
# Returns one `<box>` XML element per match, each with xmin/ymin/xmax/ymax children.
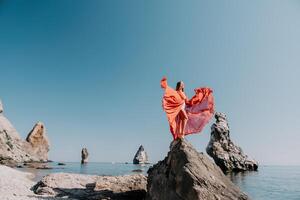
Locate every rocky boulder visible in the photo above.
<box><xmin>81</xmin><ymin>147</ymin><xmax>89</xmax><ymax>164</ymax></box>
<box><xmin>146</xmin><ymin>139</ymin><xmax>249</xmax><ymax>200</ymax></box>
<box><xmin>133</xmin><ymin>145</ymin><xmax>148</xmax><ymax>164</ymax></box>
<box><xmin>32</xmin><ymin>173</ymin><xmax>147</xmax><ymax>200</ymax></box>
<box><xmin>206</xmin><ymin>112</ymin><xmax>258</xmax><ymax>173</ymax></box>
<box><xmin>25</xmin><ymin>122</ymin><xmax>50</xmax><ymax>162</ymax></box>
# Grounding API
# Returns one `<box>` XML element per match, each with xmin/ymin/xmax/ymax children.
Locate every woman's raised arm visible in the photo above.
<box><xmin>160</xmin><ymin>76</ymin><xmax>168</xmax><ymax>89</ymax></box>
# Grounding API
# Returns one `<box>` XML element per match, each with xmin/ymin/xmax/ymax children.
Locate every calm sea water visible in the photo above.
<box><xmin>228</xmin><ymin>165</ymin><xmax>300</xmax><ymax>200</ymax></box>
<box><xmin>19</xmin><ymin>163</ymin><xmax>300</xmax><ymax>200</ymax></box>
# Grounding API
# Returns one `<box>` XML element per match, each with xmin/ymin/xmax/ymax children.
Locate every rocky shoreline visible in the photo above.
<box><xmin>0</xmin><ymin>98</ymin><xmax>255</xmax><ymax>199</ymax></box>
<box><xmin>0</xmin><ymin>139</ymin><xmax>251</xmax><ymax>200</ymax></box>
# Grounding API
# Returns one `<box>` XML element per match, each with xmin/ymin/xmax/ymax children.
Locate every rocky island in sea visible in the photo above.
<box><xmin>206</xmin><ymin>112</ymin><xmax>258</xmax><ymax>173</ymax></box>
<box><xmin>81</xmin><ymin>147</ymin><xmax>89</xmax><ymax>164</ymax></box>
<box><xmin>133</xmin><ymin>145</ymin><xmax>149</xmax><ymax>164</ymax></box>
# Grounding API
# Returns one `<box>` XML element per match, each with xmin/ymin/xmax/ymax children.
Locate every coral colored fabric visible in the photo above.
<box><xmin>161</xmin><ymin>77</ymin><xmax>215</xmax><ymax>140</ymax></box>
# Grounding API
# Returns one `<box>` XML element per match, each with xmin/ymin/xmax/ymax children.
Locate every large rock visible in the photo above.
<box><xmin>133</xmin><ymin>145</ymin><xmax>149</xmax><ymax>164</ymax></box>
<box><xmin>25</xmin><ymin>122</ymin><xmax>50</xmax><ymax>162</ymax></box>
<box><xmin>206</xmin><ymin>112</ymin><xmax>258</xmax><ymax>173</ymax></box>
<box><xmin>146</xmin><ymin>139</ymin><xmax>249</xmax><ymax>200</ymax></box>
<box><xmin>81</xmin><ymin>147</ymin><xmax>89</xmax><ymax>164</ymax></box>
<box><xmin>32</xmin><ymin>173</ymin><xmax>147</xmax><ymax>200</ymax></box>
<box><xmin>0</xmin><ymin>99</ymin><xmax>50</xmax><ymax>165</ymax></box>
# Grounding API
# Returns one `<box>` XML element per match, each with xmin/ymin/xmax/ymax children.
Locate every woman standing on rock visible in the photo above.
<box><xmin>175</xmin><ymin>80</ymin><xmax>189</xmax><ymax>139</ymax></box>
<box><xmin>160</xmin><ymin>77</ymin><xmax>215</xmax><ymax>140</ymax></box>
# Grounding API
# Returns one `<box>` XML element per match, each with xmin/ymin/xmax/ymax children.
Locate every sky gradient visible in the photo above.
<box><xmin>1</xmin><ymin>0</ymin><xmax>300</xmax><ymax>165</ymax></box>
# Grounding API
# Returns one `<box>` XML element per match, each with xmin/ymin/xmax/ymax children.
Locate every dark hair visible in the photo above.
<box><xmin>176</xmin><ymin>81</ymin><xmax>184</xmax><ymax>91</ymax></box>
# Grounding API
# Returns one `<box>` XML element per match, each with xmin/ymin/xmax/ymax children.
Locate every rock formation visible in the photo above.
<box><xmin>0</xmin><ymin>99</ymin><xmax>50</xmax><ymax>166</ymax></box>
<box><xmin>146</xmin><ymin>139</ymin><xmax>249</xmax><ymax>200</ymax></box>
<box><xmin>81</xmin><ymin>147</ymin><xmax>89</xmax><ymax>164</ymax></box>
<box><xmin>133</xmin><ymin>145</ymin><xmax>149</xmax><ymax>164</ymax></box>
<box><xmin>206</xmin><ymin>112</ymin><xmax>258</xmax><ymax>173</ymax></box>
<box><xmin>33</xmin><ymin>173</ymin><xmax>147</xmax><ymax>199</ymax></box>
<box><xmin>26</xmin><ymin>122</ymin><xmax>50</xmax><ymax>162</ymax></box>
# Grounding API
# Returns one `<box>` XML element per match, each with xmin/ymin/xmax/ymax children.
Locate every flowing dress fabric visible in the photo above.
<box><xmin>161</xmin><ymin>78</ymin><xmax>215</xmax><ymax>140</ymax></box>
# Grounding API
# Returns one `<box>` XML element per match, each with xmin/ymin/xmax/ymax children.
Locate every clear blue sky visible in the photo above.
<box><xmin>1</xmin><ymin>0</ymin><xmax>300</xmax><ymax>165</ymax></box>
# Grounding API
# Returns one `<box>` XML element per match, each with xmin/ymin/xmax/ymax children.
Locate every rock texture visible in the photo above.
<box><xmin>81</xmin><ymin>148</ymin><xmax>89</xmax><ymax>164</ymax></box>
<box><xmin>206</xmin><ymin>112</ymin><xmax>258</xmax><ymax>173</ymax></box>
<box><xmin>26</xmin><ymin>122</ymin><xmax>50</xmax><ymax>162</ymax></box>
<box><xmin>146</xmin><ymin>139</ymin><xmax>249</xmax><ymax>200</ymax></box>
<box><xmin>133</xmin><ymin>145</ymin><xmax>149</xmax><ymax>164</ymax></box>
<box><xmin>0</xmin><ymin>99</ymin><xmax>50</xmax><ymax>165</ymax></box>
<box><xmin>33</xmin><ymin>173</ymin><xmax>147</xmax><ymax>200</ymax></box>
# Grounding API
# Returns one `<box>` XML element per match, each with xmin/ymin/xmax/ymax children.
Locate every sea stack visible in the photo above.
<box><xmin>81</xmin><ymin>148</ymin><xmax>89</xmax><ymax>164</ymax></box>
<box><xmin>0</xmin><ymin>99</ymin><xmax>50</xmax><ymax>165</ymax></box>
<box><xmin>206</xmin><ymin>112</ymin><xmax>258</xmax><ymax>173</ymax></box>
<box><xmin>146</xmin><ymin>139</ymin><xmax>249</xmax><ymax>200</ymax></box>
<box><xmin>25</xmin><ymin>122</ymin><xmax>50</xmax><ymax>162</ymax></box>
<box><xmin>133</xmin><ymin>145</ymin><xmax>148</xmax><ymax>164</ymax></box>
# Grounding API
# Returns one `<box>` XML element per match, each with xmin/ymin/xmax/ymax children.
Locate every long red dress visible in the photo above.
<box><xmin>161</xmin><ymin>77</ymin><xmax>215</xmax><ymax>140</ymax></box>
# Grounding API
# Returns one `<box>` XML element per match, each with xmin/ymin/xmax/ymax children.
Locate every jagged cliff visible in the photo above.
<box><xmin>0</xmin><ymin>99</ymin><xmax>50</xmax><ymax>166</ymax></box>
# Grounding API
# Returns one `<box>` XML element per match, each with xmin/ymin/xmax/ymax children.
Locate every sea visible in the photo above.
<box><xmin>19</xmin><ymin>162</ymin><xmax>300</xmax><ymax>200</ymax></box>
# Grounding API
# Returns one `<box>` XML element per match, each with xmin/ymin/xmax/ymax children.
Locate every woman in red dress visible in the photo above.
<box><xmin>161</xmin><ymin>77</ymin><xmax>215</xmax><ymax>140</ymax></box>
<box><xmin>175</xmin><ymin>81</ymin><xmax>188</xmax><ymax>139</ymax></box>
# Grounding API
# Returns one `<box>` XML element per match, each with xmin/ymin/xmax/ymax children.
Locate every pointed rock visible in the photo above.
<box><xmin>81</xmin><ymin>148</ymin><xmax>89</xmax><ymax>164</ymax></box>
<box><xmin>146</xmin><ymin>139</ymin><xmax>249</xmax><ymax>200</ymax></box>
<box><xmin>133</xmin><ymin>145</ymin><xmax>148</xmax><ymax>164</ymax></box>
<box><xmin>206</xmin><ymin>112</ymin><xmax>258</xmax><ymax>173</ymax></box>
<box><xmin>25</xmin><ymin>122</ymin><xmax>50</xmax><ymax>162</ymax></box>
